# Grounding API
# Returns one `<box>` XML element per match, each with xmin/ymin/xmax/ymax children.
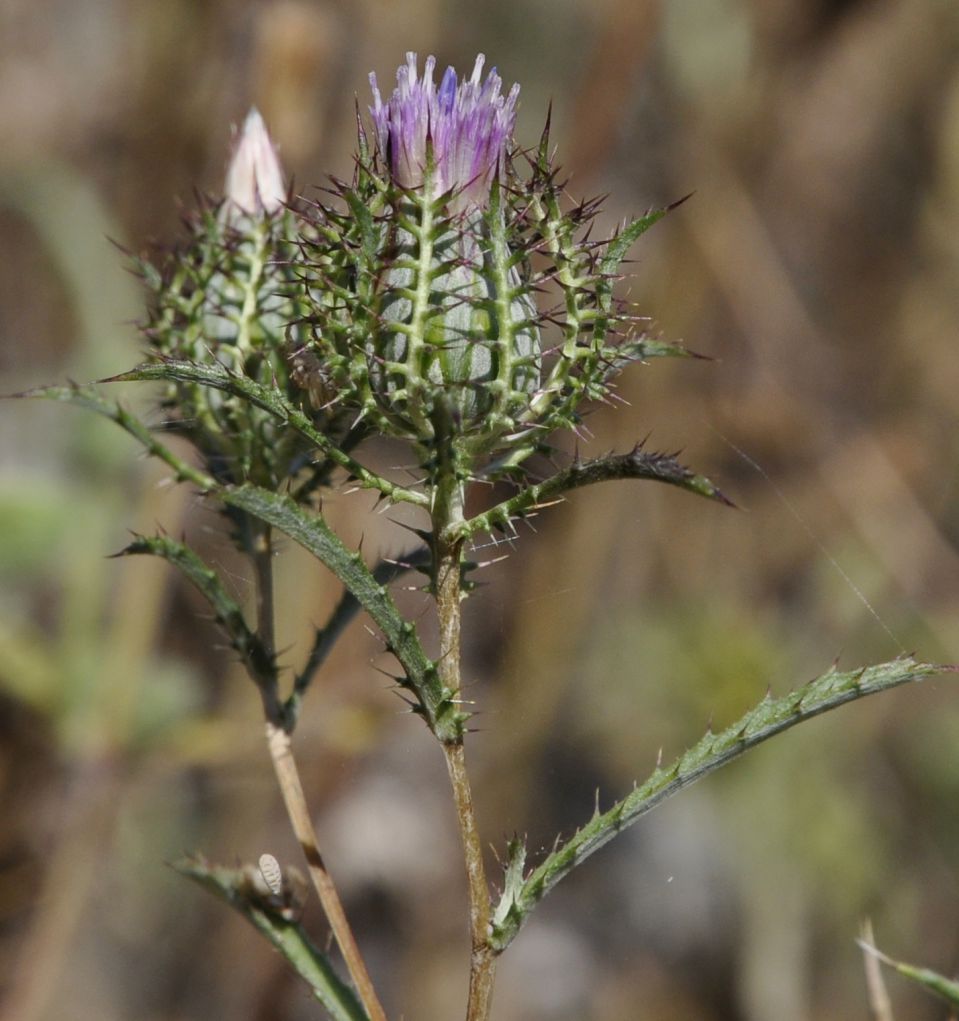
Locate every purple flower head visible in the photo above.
<box><xmin>369</xmin><ymin>52</ymin><xmax>519</xmax><ymax>211</ymax></box>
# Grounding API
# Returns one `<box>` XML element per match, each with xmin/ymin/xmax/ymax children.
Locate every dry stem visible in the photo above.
<box><xmin>253</xmin><ymin>525</ymin><xmax>386</xmax><ymax>1021</ymax></box>
<box><xmin>266</xmin><ymin>722</ymin><xmax>386</xmax><ymax>1021</ymax></box>
<box><xmin>443</xmin><ymin>740</ymin><xmax>497</xmax><ymax>1021</ymax></box>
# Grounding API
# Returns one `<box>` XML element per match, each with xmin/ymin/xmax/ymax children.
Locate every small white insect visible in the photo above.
<box><xmin>258</xmin><ymin>853</ymin><xmax>283</xmax><ymax>896</ymax></box>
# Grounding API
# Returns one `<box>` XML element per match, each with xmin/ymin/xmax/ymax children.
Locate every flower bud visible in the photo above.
<box><xmin>368</xmin><ymin>53</ymin><xmax>519</xmax><ymax>214</ymax></box>
<box><xmin>141</xmin><ymin>111</ymin><xmax>333</xmax><ymax>490</ymax></box>
<box><xmin>299</xmin><ymin>53</ymin><xmax>668</xmax><ymax>473</ymax></box>
<box><xmin>224</xmin><ymin>108</ymin><xmax>287</xmax><ymax>217</ymax></box>
<box><xmin>369</xmin><ymin>54</ymin><xmax>539</xmax><ymax>439</ymax></box>
<box><xmin>313</xmin><ymin>54</ymin><xmax>542</xmax><ymax>455</ymax></box>
<box><xmin>372</xmin><ymin>206</ymin><xmax>540</xmax><ymax>436</ymax></box>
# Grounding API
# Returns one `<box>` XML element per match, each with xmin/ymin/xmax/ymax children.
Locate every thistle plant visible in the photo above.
<box><xmin>14</xmin><ymin>53</ymin><xmax>955</xmax><ymax>1021</ymax></box>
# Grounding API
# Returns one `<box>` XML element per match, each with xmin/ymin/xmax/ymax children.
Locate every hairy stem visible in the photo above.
<box><xmin>433</xmin><ymin>464</ymin><xmax>496</xmax><ymax>1021</ymax></box>
<box><xmin>254</xmin><ymin>526</ymin><xmax>385</xmax><ymax>1021</ymax></box>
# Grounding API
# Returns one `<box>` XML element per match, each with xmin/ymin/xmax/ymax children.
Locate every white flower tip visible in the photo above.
<box><xmin>224</xmin><ymin>108</ymin><xmax>286</xmax><ymax>215</ymax></box>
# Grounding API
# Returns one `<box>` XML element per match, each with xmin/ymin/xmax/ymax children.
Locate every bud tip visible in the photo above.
<box><xmin>224</xmin><ymin>108</ymin><xmax>286</xmax><ymax>215</ymax></box>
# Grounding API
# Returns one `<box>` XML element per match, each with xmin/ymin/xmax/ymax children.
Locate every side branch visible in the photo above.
<box><xmin>30</xmin><ymin>386</ymin><xmax>387</xmax><ymax>1015</ymax></box>
<box><xmin>15</xmin><ymin>385</ymin><xmax>461</xmax><ymax>741</ymax></box>
<box><xmin>223</xmin><ymin>483</ymin><xmax>465</xmax><ymax>741</ymax></box>
<box><xmin>118</xmin><ymin>533</ymin><xmax>280</xmax><ymax>718</ymax></box>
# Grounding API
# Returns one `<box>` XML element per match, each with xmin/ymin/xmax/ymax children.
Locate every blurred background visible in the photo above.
<box><xmin>2</xmin><ymin>0</ymin><xmax>959</xmax><ymax>1018</ymax></box>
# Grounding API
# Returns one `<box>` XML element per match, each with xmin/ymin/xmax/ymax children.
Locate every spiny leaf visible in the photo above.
<box><xmin>12</xmin><ymin>383</ymin><xmax>214</xmax><ymax>490</ymax></box>
<box><xmin>489</xmin><ymin>657</ymin><xmax>952</xmax><ymax>951</ymax></box>
<box><xmin>14</xmin><ymin>382</ymin><xmax>456</xmax><ymax>739</ymax></box>
<box><xmin>858</xmin><ymin>940</ymin><xmax>959</xmax><ymax>1009</ymax></box>
<box><xmin>118</xmin><ymin>533</ymin><xmax>275</xmax><ymax>689</ymax></box>
<box><xmin>174</xmin><ymin>856</ymin><xmax>368</xmax><ymax>1021</ymax></box>
<box><xmin>103</xmin><ymin>360</ymin><xmax>428</xmax><ymax>507</ymax></box>
<box><xmin>625</xmin><ymin>446</ymin><xmax>733</xmax><ymax>505</ymax></box>
<box><xmin>220</xmin><ymin>484</ymin><xmax>465</xmax><ymax>742</ymax></box>
<box><xmin>591</xmin><ymin>197</ymin><xmax>691</xmax><ymax>350</ymax></box>
<box><xmin>605</xmin><ymin>335</ymin><xmax>705</xmax><ymax>375</ymax></box>
<box><xmin>286</xmin><ymin>548</ymin><xmax>431</xmax><ymax>726</ymax></box>
<box><xmin>598</xmin><ymin>195</ymin><xmax>691</xmax><ymax>282</ymax></box>
<box><xmin>462</xmin><ymin>443</ymin><xmax>732</xmax><ymax>539</ymax></box>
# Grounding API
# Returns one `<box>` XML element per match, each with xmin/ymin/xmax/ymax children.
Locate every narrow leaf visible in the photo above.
<box><xmin>593</xmin><ymin>197</ymin><xmax>690</xmax><ymax>345</ymax></box>
<box><xmin>174</xmin><ymin>857</ymin><xmax>368</xmax><ymax>1021</ymax></box>
<box><xmin>490</xmin><ymin>657</ymin><xmax>952</xmax><ymax>950</ymax></box>
<box><xmin>858</xmin><ymin>940</ymin><xmax>959</xmax><ymax>1009</ymax></box>
<box><xmin>464</xmin><ymin>444</ymin><xmax>731</xmax><ymax>539</ymax></box>
<box><xmin>118</xmin><ymin>533</ymin><xmax>275</xmax><ymax>689</ymax></box>
<box><xmin>13</xmin><ymin>383</ymin><xmax>214</xmax><ymax>490</ymax></box>
<box><xmin>599</xmin><ymin>196</ymin><xmax>690</xmax><ymax>281</ymax></box>
<box><xmin>287</xmin><ymin>548</ymin><xmax>430</xmax><ymax>726</ymax></box>
<box><xmin>606</xmin><ymin>336</ymin><xmax>704</xmax><ymax>373</ymax></box>
<box><xmin>11</xmin><ymin>382</ymin><xmax>455</xmax><ymax>737</ymax></box>
<box><xmin>104</xmin><ymin>360</ymin><xmax>428</xmax><ymax>507</ymax></box>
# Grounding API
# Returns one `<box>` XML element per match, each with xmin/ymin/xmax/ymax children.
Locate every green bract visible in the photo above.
<box><xmin>371</xmin><ymin>199</ymin><xmax>541</xmax><ymax>439</ymax></box>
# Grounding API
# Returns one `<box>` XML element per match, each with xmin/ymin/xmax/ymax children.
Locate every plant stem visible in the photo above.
<box><xmin>250</xmin><ymin>522</ymin><xmax>283</xmax><ymax>722</ymax></box>
<box><xmin>253</xmin><ymin>524</ymin><xmax>276</xmax><ymax>658</ymax></box>
<box><xmin>254</xmin><ymin>523</ymin><xmax>386</xmax><ymax>1021</ymax></box>
<box><xmin>443</xmin><ymin>740</ymin><xmax>497</xmax><ymax>1021</ymax></box>
<box><xmin>265</xmin><ymin>722</ymin><xmax>386</xmax><ymax>1021</ymax></box>
<box><xmin>433</xmin><ymin>466</ymin><xmax>496</xmax><ymax>1021</ymax></box>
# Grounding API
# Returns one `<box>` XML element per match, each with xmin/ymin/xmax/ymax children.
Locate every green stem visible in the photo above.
<box><xmin>253</xmin><ymin>524</ymin><xmax>276</xmax><ymax>658</ymax></box>
<box><xmin>244</xmin><ymin>517</ymin><xmax>283</xmax><ymax>723</ymax></box>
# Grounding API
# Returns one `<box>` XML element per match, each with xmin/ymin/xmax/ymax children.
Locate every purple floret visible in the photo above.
<box><xmin>369</xmin><ymin>52</ymin><xmax>519</xmax><ymax>211</ymax></box>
